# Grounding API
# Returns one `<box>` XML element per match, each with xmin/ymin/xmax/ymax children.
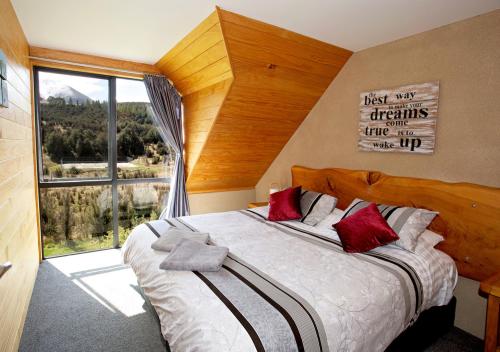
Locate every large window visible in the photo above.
<box><xmin>116</xmin><ymin>78</ymin><xmax>174</xmax><ymax>180</ymax></box>
<box><xmin>35</xmin><ymin>67</ymin><xmax>172</xmax><ymax>257</ymax></box>
<box><xmin>38</xmin><ymin>71</ymin><xmax>110</xmax><ymax>180</ymax></box>
<box><xmin>40</xmin><ymin>186</ymin><xmax>112</xmax><ymax>257</ymax></box>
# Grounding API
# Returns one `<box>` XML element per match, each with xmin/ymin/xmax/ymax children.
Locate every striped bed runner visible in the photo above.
<box><xmin>145</xmin><ymin>219</ymin><xmax>329</xmax><ymax>352</ymax></box>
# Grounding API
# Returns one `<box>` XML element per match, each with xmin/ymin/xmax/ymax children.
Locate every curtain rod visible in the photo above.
<box><xmin>29</xmin><ymin>56</ymin><xmax>174</xmax><ymax>84</ymax></box>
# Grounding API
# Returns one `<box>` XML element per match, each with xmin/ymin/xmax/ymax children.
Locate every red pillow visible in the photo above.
<box><xmin>268</xmin><ymin>186</ymin><xmax>302</xmax><ymax>221</ymax></box>
<box><xmin>333</xmin><ymin>203</ymin><xmax>399</xmax><ymax>253</ymax></box>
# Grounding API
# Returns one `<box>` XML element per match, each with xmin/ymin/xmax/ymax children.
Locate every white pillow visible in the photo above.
<box><xmin>417</xmin><ymin>229</ymin><xmax>444</xmax><ymax>248</ymax></box>
<box><xmin>299</xmin><ymin>190</ymin><xmax>337</xmax><ymax>226</ymax></box>
<box><xmin>314</xmin><ymin>208</ymin><xmax>345</xmax><ymax>229</ymax></box>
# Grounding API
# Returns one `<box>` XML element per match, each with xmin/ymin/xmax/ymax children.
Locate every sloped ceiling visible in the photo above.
<box><xmin>156</xmin><ymin>8</ymin><xmax>352</xmax><ymax>192</ymax></box>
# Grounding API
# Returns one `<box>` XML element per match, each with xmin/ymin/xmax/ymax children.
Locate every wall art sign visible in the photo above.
<box><xmin>358</xmin><ymin>81</ymin><xmax>439</xmax><ymax>154</ymax></box>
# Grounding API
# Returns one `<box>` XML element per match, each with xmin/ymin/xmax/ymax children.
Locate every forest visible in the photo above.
<box><xmin>40</xmin><ymin>97</ymin><xmax>173</xmax><ymax>179</ymax></box>
<box><xmin>40</xmin><ymin>97</ymin><xmax>172</xmax><ymax>256</ymax></box>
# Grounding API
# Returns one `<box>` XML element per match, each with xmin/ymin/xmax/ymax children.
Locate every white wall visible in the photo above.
<box><xmin>454</xmin><ymin>277</ymin><xmax>486</xmax><ymax>338</ymax></box>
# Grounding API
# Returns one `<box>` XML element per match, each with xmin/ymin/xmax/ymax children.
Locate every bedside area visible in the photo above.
<box><xmin>480</xmin><ymin>272</ymin><xmax>500</xmax><ymax>352</ymax></box>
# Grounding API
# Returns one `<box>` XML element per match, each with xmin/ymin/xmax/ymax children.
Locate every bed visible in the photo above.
<box><xmin>122</xmin><ymin>166</ymin><xmax>500</xmax><ymax>352</ymax></box>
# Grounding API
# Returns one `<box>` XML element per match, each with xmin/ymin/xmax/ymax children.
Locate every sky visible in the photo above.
<box><xmin>39</xmin><ymin>71</ymin><xmax>150</xmax><ymax>102</ymax></box>
<box><xmin>116</xmin><ymin>78</ymin><xmax>150</xmax><ymax>103</ymax></box>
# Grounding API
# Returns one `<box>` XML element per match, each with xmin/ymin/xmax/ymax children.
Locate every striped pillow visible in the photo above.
<box><xmin>300</xmin><ymin>190</ymin><xmax>337</xmax><ymax>226</ymax></box>
<box><xmin>341</xmin><ymin>198</ymin><xmax>438</xmax><ymax>252</ymax></box>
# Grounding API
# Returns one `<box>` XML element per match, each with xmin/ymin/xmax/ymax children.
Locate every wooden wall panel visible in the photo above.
<box><xmin>183</xmin><ymin>79</ymin><xmax>232</xmax><ymax>173</ymax></box>
<box><xmin>160</xmin><ymin>28</ymin><xmax>226</xmax><ymax>76</ymax></box>
<box><xmin>155</xmin><ymin>11</ymin><xmax>233</xmax><ymax>96</ymax></box>
<box><xmin>175</xmin><ymin>59</ymin><xmax>232</xmax><ymax>95</ymax></box>
<box><xmin>155</xmin><ymin>10</ymin><xmax>234</xmax><ymax>183</ymax></box>
<box><xmin>178</xmin><ymin>8</ymin><xmax>352</xmax><ymax>192</ymax></box>
<box><xmin>0</xmin><ymin>1</ymin><xmax>40</xmax><ymax>351</ymax></box>
<box><xmin>155</xmin><ymin>8</ymin><xmax>351</xmax><ymax>192</ymax></box>
<box><xmin>168</xmin><ymin>41</ymin><xmax>227</xmax><ymax>82</ymax></box>
<box><xmin>155</xmin><ymin>11</ymin><xmax>220</xmax><ymax>70</ymax></box>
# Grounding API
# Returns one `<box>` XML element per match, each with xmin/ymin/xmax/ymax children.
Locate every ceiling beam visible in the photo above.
<box><xmin>29</xmin><ymin>46</ymin><xmax>162</xmax><ymax>77</ymax></box>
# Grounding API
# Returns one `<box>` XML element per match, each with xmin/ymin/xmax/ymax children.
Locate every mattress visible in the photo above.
<box><xmin>122</xmin><ymin>207</ymin><xmax>457</xmax><ymax>352</ymax></box>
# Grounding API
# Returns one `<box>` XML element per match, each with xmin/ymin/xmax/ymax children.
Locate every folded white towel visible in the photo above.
<box><xmin>151</xmin><ymin>228</ymin><xmax>209</xmax><ymax>252</ymax></box>
<box><xmin>159</xmin><ymin>238</ymin><xmax>229</xmax><ymax>272</ymax></box>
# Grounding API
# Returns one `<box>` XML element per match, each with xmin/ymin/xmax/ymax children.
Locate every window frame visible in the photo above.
<box><xmin>34</xmin><ymin>66</ymin><xmax>170</xmax><ymax>258</ymax></box>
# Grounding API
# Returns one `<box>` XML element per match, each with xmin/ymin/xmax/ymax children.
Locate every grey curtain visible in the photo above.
<box><xmin>144</xmin><ymin>74</ymin><xmax>189</xmax><ymax>218</ymax></box>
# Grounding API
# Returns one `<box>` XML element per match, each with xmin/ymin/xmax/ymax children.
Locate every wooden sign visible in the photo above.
<box><xmin>358</xmin><ymin>81</ymin><xmax>439</xmax><ymax>154</ymax></box>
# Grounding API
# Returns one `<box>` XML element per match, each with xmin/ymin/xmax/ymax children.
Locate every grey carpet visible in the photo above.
<box><xmin>19</xmin><ymin>260</ymin><xmax>166</xmax><ymax>352</ymax></box>
<box><xmin>423</xmin><ymin>328</ymin><xmax>483</xmax><ymax>352</ymax></box>
<box><xmin>20</xmin><ymin>259</ymin><xmax>483</xmax><ymax>352</ymax></box>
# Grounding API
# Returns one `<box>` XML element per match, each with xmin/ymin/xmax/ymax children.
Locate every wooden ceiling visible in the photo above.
<box><xmin>155</xmin><ymin>8</ymin><xmax>352</xmax><ymax>192</ymax></box>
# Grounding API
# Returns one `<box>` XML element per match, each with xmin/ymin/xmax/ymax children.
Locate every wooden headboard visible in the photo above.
<box><xmin>291</xmin><ymin>165</ymin><xmax>500</xmax><ymax>281</ymax></box>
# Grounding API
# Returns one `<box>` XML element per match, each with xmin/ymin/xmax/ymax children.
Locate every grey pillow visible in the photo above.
<box><xmin>300</xmin><ymin>190</ymin><xmax>337</xmax><ymax>226</ymax></box>
<box><xmin>151</xmin><ymin>228</ymin><xmax>209</xmax><ymax>252</ymax></box>
<box><xmin>341</xmin><ymin>198</ymin><xmax>438</xmax><ymax>252</ymax></box>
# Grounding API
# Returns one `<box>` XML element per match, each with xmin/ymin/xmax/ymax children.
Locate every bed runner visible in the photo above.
<box><xmin>145</xmin><ymin>219</ymin><xmax>329</xmax><ymax>352</ymax></box>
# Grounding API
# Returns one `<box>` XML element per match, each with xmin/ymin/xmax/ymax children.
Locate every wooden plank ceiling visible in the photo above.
<box><xmin>155</xmin><ymin>8</ymin><xmax>352</xmax><ymax>193</ymax></box>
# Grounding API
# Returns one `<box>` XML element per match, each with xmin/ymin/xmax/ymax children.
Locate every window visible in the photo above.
<box><xmin>38</xmin><ymin>71</ymin><xmax>110</xmax><ymax>180</ymax></box>
<box><xmin>35</xmin><ymin>68</ymin><xmax>172</xmax><ymax>257</ymax></box>
<box><xmin>40</xmin><ymin>186</ymin><xmax>112</xmax><ymax>257</ymax></box>
<box><xmin>116</xmin><ymin>78</ymin><xmax>174</xmax><ymax>179</ymax></box>
<box><xmin>118</xmin><ymin>183</ymin><xmax>169</xmax><ymax>241</ymax></box>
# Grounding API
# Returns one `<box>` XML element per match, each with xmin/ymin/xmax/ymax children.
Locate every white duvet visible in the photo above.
<box><xmin>122</xmin><ymin>207</ymin><xmax>457</xmax><ymax>352</ymax></box>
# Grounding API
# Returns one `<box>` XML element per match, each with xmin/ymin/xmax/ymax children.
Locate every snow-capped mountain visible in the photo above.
<box><xmin>40</xmin><ymin>82</ymin><xmax>92</xmax><ymax>104</ymax></box>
